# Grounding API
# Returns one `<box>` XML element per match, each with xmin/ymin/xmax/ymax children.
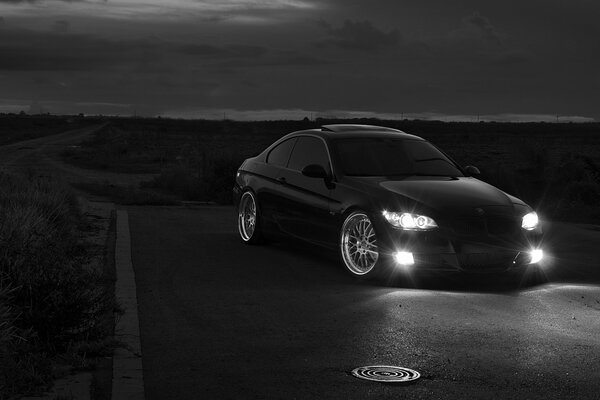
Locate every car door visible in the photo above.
<box><xmin>259</xmin><ymin>137</ymin><xmax>297</xmax><ymax>231</ymax></box>
<box><xmin>275</xmin><ymin>136</ymin><xmax>337</xmax><ymax>245</ymax></box>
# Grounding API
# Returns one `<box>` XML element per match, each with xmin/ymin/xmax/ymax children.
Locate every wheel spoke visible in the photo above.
<box><xmin>341</xmin><ymin>212</ymin><xmax>379</xmax><ymax>275</ymax></box>
<box><xmin>238</xmin><ymin>193</ymin><xmax>257</xmax><ymax>241</ymax></box>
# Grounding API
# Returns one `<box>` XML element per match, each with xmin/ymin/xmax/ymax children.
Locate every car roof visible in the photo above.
<box><xmin>283</xmin><ymin>124</ymin><xmax>425</xmax><ymax>141</ymax></box>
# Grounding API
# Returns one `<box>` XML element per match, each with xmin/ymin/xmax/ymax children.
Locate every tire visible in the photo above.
<box><xmin>339</xmin><ymin>210</ymin><xmax>382</xmax><ymax>278</ymax></box>
<box><xmin>238</xmin><ymin>190</ymin><xmax>263</xmax><ymax>244</ymax></box>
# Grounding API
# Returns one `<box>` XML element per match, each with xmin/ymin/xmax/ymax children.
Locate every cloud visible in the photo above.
<box><xmin>0</xmin><ymin>0</ymin><xmax>319</xmax><ymax>21</ymax></box>
<box><xmin>0</xmin><ymin>0</ymin><xmax>83</xmax><ymax>2</ymax></box>
<box><xmin>0</xmin><ymin>26</ymin><xmax>273</xmax><ymax>73</ymax></box>
<box><xmin>226</xmin><ymin>44</ymin><xmax>268</xmax><ymax>58</ymax></box>
<box><xmin>314</xmin><ymin>19</ymin><xmax>400</xmax><ymax>51</ymax></box>
<box><xmin>268</xmin><ymin>50</ymin><xmax>328</xmax><ymax>66</ymax></box>
<box><xmin>0</xmin><ymin>27</ymin><xmax>136</xmax><ymax>71</ymax></box>
<box><xmin>208</xmin><ymin>50</ymin><xmax>328</xmax><ymax>73</ymax></box>
<box><xmin>53</xmin><ymin>19</ymin><xmax>70</xmax><ymax>33</ymax></box>
<box><xmin>178</xmin><ymin>44</ymin><xmax>229</xmax><ymax>57</ymax></box>
<box><xmin>178</xmin><ymin>44</ymin><xmax>268</xmax><ymax>62</ymax></box>
<box><xmin>1</xmin><ymin>1</ymin><xmax>598</xmax><ymax>120</ymax></box>
<box><xmin>431</xmin><ymin>11</ymin><xmax>528</xmax><ymax>68</ymax></box>
<box><xmin>454</xmin><ymin>12</ymin><xmax>504</xmax><ymax>48</ymax></box>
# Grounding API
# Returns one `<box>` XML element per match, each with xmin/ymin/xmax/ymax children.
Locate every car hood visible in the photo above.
<box><xmin>356</xmin><ymin>176</ymin><xmax>520</xmax><ymax>214</ymax></box>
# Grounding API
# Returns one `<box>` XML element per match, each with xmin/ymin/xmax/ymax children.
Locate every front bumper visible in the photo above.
<box><xmin>376</xmin><ymin>219</ymin><xmax>544</xmax><ymax>274</ymax></box>
<box><xmin>400</xmin><ymin>250</ymin><xmax>536</xmax><ymax>273</ymax></box>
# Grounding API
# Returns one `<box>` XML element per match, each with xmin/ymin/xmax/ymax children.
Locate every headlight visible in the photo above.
<box><xmin>521</xmin><ymin>211</ymin><xmax>539</xmax><ymax>230</ymax></box>
<box><xmin>382</xmin><ymin>211</ymin><xmax>438</xmax><ymax>230</ymax></box>
<box><xmin>529</xmin><ymin>249</ymin><xmax>543</xmax><ymax>264</ymax></box>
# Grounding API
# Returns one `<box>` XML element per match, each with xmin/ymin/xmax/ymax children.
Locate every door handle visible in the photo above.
<box><xmin>278</xmin><ymin>177</ymin><xmax>287</xmax><ymax>183</ymax></box>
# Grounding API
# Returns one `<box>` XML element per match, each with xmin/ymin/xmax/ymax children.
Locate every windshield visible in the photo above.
<box><xmin>333</xmin><ymin>138</ymin><xmax>464</xmax><ymax>177</ymax></box>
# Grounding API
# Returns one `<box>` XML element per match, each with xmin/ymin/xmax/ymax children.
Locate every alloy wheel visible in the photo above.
<box><xmin>238</xmin><ymin>191</ymin><xmax>257</xmax><ymax>242</ymax></box>
<box><xmin>340</xmin><ymin>212</ymin><xmax>379</xmax><ymax>275</ymax></box>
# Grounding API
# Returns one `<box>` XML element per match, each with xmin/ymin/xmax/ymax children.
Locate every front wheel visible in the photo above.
<box><xmin>340</xmin><ymin>211</ymin><xmax>381</xmax><ymax>277</ymax></box>
<box><xmin>238</xmin><ymin>191</ymin><xmax>263</xmax><ymax>244</ymax></box>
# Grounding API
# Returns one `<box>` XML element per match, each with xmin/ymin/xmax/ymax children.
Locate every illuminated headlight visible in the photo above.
<box><xmin>521</xmin><ymin>212</ymin><xmax>539</xmax><ymax>230</ymax></box>
<box><xmin>382</xmin><ymin>211</ymin><xmax>438</xmax><ymax>230</ymax></box>
<box><xmin>394</xmin><ymin>251</ymin><xmax>415</xmax><ymax>266</ymax></box>
<box><xmin>529</xmin><ymin>249</ymin><xmax>543</xmax><ymax>264</ymax></box>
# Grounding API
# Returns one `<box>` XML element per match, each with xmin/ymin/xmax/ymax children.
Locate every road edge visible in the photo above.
<box><xmin>112</xmin><ymin>210</ymin><xmax>145</xmax><ymax>400</ymax></box>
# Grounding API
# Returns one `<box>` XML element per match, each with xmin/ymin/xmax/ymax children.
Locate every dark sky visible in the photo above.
<box><xmin>0</xmin><ymin>0</ymin><xmax>598</xmax><ymax>121</ymax></box>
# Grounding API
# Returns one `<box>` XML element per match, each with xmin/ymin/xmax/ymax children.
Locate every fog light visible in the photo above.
<box><xmin>529</xmin><ymin>249</ymin><xmax>543</xmax><ymax>264</ymax></box>
<box><xmin>394</xmin><ymin>251</ymin><xmax>414</xmax><ymax>266</ymax></box>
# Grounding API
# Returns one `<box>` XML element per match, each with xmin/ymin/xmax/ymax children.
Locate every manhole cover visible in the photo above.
<box><xmin>351</xmin><ymin>365</ymin><xmax>420</xmax><ymax>383</ymax></box>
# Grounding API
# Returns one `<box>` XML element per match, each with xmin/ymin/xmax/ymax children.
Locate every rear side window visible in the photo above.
<box><xmin>287</xmin><ymin>136</ymin><xmax>330</xmax><ymax>172</ymax></box>
<box><xmin>267</xmin><ymin>138</ymin><xmax>296</xmax><ymax>167</ymax></box>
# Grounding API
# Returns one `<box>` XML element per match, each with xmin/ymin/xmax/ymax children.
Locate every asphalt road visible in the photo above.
<box><xmin>128</xmin><ymin>205</ymin><xmax>600</xmax><ymax>400</ymax></box>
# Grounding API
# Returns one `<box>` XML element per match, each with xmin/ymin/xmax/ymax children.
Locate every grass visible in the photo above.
<box><xmin>0</xmin><ymin>171</ymin><xmax>115</xmax><ymax>398</ymax></box>
<box><xmin>447</xmin><ymin>140</ymin><xmax>600</xmax><ymax>223</ymax></box>
<box><xmin>72</xmin><ymin>181</ymin><xmax>179</xmax><ymax>205</ymax></box>
<box><xmin>0</xmin><ymin>114</ymin><xmax>103</xmax><ymax>146</ymax></box>
<box><xmin>58</xmin><ymin>116</ymin><xmax>600</xmax><ymax>223</ymax></box>
<box><xmin>61</xmin><ymin>124</ymin><xmax>164</xmax><ymax>174</ymax></box>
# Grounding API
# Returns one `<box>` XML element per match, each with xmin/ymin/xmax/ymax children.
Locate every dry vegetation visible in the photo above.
<box><xmin>0</xmin><ymin>114</ymin><xmax>102</xmax><ymax>146</ymax></box>
<box><xmin>61</xmin><ymin>117</ymin><xmax>600</xmax><ymax>223</ymax></box>
<box><xmin>0</xmin><ymin>171</ymin><xmax>114</xmax><ymax>398</ymax></box>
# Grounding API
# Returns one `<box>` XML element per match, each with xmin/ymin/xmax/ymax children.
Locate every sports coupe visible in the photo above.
<box><xmin>233</xmin><ymin>124</ymin><xmax>544</xmax><ymax>279</ymax></box>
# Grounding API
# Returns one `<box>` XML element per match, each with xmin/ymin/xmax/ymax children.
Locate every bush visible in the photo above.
<box><xmin>517</xmin><ymin>139</ymin><xmax>549</xmax><ymax>175</ymax></box>
<box><xmin>481</xmin><ymin>166</ymin><xmax>521</xmax><ymax>198</ymax></box>
<box><xmin>73</xmin><ymin>181</ymin><xmax>179</xmax><ymax>205</ymax></box>
<box><xmin>0</xmin><ymin>285</ymin><xmax>17</xmax><ymax>365</ymax></box>
<box><xmin>0</xmin><ymin>172</ymin><xmax>111</xmax><ymax>397</ymax></box>
<box><xmin>142</xmin><ymin>166</ymin><xmax>203</xmax><ymax>200</ymax></box>
<box><xmin>143</xmin><ymin>152</ymin><xmax>243</xmax><ymax>204</ymax></box>
<box><xmin>563</xmin><ymin>181</ymin><xmax>600</xmax><ymax>207</ymax></box>
<box><xmin>201</xmin><ymin>153</ymin><xmax>244</xmax><ymax>204</ymax></box>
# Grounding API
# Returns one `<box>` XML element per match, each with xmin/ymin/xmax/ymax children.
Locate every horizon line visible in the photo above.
<box><xmin>2</xmin><ymin>111</ymin><xmax>599</xmax><ymax>124</ymax></box>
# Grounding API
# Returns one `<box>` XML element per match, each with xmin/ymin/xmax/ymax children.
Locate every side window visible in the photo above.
<box><xmin>287</xmin><ymin>137</ymin><xmax>330</xmax><ymax>172</ymax></box>
<box><xmin>267</xmin><ymin>138</ymin><xmax>296</xmax><ymax>167</ymax></box>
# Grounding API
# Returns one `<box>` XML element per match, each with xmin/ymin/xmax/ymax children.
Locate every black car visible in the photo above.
<box><xmin>233</xmin><ymin>124</ymin><xmax>544</xmax><ymax>279</ymax></box>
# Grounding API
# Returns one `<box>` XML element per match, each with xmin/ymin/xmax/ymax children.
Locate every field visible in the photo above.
<box><xmin>0</xmin><ymin>114</ymin><xmax>103</xmax><ymax>146</ymax></box>
<box><xmin>60</xmin><ymin>116</ymin><xmax>600</xmax><ymax>223</ymax></box>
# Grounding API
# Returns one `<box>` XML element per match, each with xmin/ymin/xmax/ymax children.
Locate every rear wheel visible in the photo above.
<box><xmin>238</xmin><ymin>191</ymin><xmax>263</xmax><ymax>244</ymax></box>
<box><xmin>340</xmin><ymin>211</ymin><xmax>380</xmax><ymax>277</ymax></box>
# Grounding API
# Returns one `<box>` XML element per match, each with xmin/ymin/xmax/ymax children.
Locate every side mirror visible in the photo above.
<box><xmin>464</xmin><ymin>165</ymin><xmax>481</xmax><ymax>176</ymax></box>
<box><xmin>302</xmin><ymin>164</ymin><xmax>328</xmax><ymax>179</ymax></box>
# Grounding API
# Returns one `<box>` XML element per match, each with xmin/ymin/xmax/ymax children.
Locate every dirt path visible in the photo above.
<box><xmin>0</xmin><ymin>123</ymin><xmax>156</xmax><ymax>187</ymax></box>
